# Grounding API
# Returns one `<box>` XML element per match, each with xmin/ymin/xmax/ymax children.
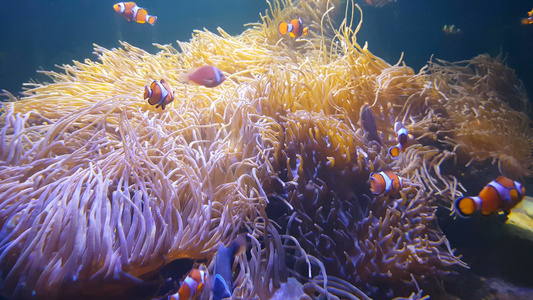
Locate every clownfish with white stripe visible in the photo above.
<box><xmin>278</xmin><ymin>18</ymin><xmax>309</xmax><ymax>38</ymax></box>
<box><xmin>169</xmin><ymin>268</ymin><xmax>208</xmax><ymax>300</ymax></box>
<box><xmin>144</xmin><ymin>79</ymin><xmax>174</xmax><ymax>110</ymax></box>
<box><xmin>179</xmin><ymin>66</ymin><xmax>226</xmax><ymax>88</ymax></box>
<box><xmin>369</xmin><ymin>171</ymin><xmax>404</xmax><ymax>196</ymax></box>
<box><xmin>454</xmin><ymin>176</ymin><xmax>525</xmax><ymax>218</ymax></box>
<box><xmin>389</xmin><ymin>122</ymin><xmax>413</xmax><ymax>157</ymax></box>
<box><xmin>114</xmin><ymin>2</ymin><xmax>157</xmax><ymax>25</ymax></box>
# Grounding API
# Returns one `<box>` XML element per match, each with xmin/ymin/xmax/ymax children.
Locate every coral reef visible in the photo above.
<box><xmin>0</xmin><ymin>0</ymin><xmax>531</xmax><ymax>299</ymax></box>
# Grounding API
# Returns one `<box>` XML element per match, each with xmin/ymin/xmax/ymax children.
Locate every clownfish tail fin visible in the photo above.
<box><xmin>143</xmin><ymin>85</ymin><xmax>151</xmax><ymax>99</ymax></box>
<box><xmin>453</xmin><ymin>197</ymin><xmax>479</xmax><ymax>218</ymax></box>
<box><xmin>148</xmin><ymin>15</ymin><xmax>157</xmax><ymax>25</ymax></box>
<box><xmin>389</xmin><ymin>145</ymin><xmax>401</xmax><ymax>157</ymax></box>
<box><xmin>278</xmin><ymin>21</ymin><xmax>289</xmax><ymax>35</ymax></box>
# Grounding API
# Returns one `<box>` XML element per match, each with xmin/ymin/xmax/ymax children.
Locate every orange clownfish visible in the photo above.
<box><xmin>369</xmin><ymin>171</ymin><xmax>404</xmax><ymax>196</ymax></box>
<box><xmin>278</xmin><ymin>18</ymin><xmax>309</xmax><ymax>38</ymax></box>
<box><xmin>454</xmin><ymin>176</ymin><xmax>526</xmax><ymax>218</ymax></box>
<box><xmin>144</xmin><ymin>79</ymin><xmax>174</xmax><ymax>110</ymax></box>
<box><xmin>521</xmin><ymin>9</ymin><xmax>533</xmax><ymax>25</ymax></box>
<box><xmin>170</xmin><ymin>269</ymin><xmax>208</xmax><ymax>300</ymax></box>
<box><xmin>114</xmin><ymin>2</ymin><xmax>157</xmax><ymax>25</ymax></box>
<box><xmin>388</xmin><ymin>122</ymin><xmax>412</xmax><ymax>157</ymax></box>
<box><xmin>521</xmin><ymin>18</ymin><xmax>533</xmax><ymax>25</ymax></box>
<box><xmin>179</xmin><ymin>66</ymin><xmax>226</xmax><ymax>88</ymax></box>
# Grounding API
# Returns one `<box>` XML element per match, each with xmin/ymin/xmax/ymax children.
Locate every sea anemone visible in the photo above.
<box><xmin>0</xmin><ymin>0</ymin><xmax>531</xmax><ymax>299</ymax></box>
<box><xmin>425</xmin><ymin>55</ymin><xmax>533</xmax><ymax>180</ymax></box>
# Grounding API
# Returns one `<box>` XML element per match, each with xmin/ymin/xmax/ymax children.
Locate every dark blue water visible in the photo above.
<box><xmin>358</xmin><ymin>0</ymin><xmax>533</xmax><ymax>99</ymax></box>
<box><xmin>0</xmin><ymin>0</ymin><xmax>269</xmax><ymax>95</ymax></box>
<box><xmin>1</xmin><ymin>0</ymin><xmax>532</xmax><ymax>100</ymax></box>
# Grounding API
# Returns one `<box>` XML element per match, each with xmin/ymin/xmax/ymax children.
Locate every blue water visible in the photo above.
<box><xmin>0</xmin><ymin>0</ymin><xmax>532</xmax><ymax>98</ymax></box>
<box><xmin>0</xmin><ymin>0</ymin><xmax>269</xmax><ymax>95</ymax></box>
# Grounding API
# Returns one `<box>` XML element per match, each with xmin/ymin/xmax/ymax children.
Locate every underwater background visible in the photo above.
<box><xmin>0</xmin><ymin>0</ymin><xmax>533</xmax><ymax>300</ymax></box>
<box><xmin>1</xmin><ymin>0</ymin><xmax>533</xmax><ymax>98</ymax></box>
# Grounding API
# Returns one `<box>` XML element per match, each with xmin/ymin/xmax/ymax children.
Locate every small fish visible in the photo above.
<box><xmin>521</xmin><ymin>9</ymin><xmax>533</xmax><ymax>25</ymax></box>
<box><xmin>359</xmin><ymin>104</ymin><xmax>382</xmax><ymax>149</ymax></box>
<box><xmin>179</xmin><ymin>66</ymin><xmax>226</xmax><ymax>88</ymax></box>
<box><xmin>442</xmin><ymin>24</ymin><xmax>462</xmax><ymax>35</ymax></box>
<box><xmin>454</xmin><ymin>176</ymin><xmax>525</xmax><ymax>218</ymax></box>
<box><xmin>114</xmin><ymin>2</ymin><xmax>157</xmax><ymax>25</ymax></box>
<box><xmin>369</xmin><ymin>171</ymin><xmax>404</xmax><ymax>196</ymax></box>
<box><xmin>212</xmin><ymin>236</ymin><xmax>246</xmax><ymax>300</ymax></box>
<box><xmin>278</xmin><ymin>18</ymin><xmax>309</xmax><ymax>38</ymax></box>
<box><xmin>388</xmin><ymin>122</ymin><xmax>412</xmax><ymax>157</ymax></box>
<box><xmin>169</xmin><ymin>269</ymin><xmax>208</xmax><ymax>300</ymax></box>
<box><xmin>521</xmin><ymin>18</ymin><xmax>533</xmax><ymax>25</ymax></box>
<box><xmin>144</xmin><ymin>79</ymin><xmax>174</xmax><ymax>110</ymax></box>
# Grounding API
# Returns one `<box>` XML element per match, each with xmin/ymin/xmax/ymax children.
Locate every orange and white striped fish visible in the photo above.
<box><xmin>521</xmin><ymin>9</ymin><xmax>533</xmax><ymax>25</ymax></box>
<box><xmin>144</xmin><ymin>79</ymin><xmax>174</xmax><ymax>110</ymax></box>
<box><xmin>388</xmin><ymin>122</ymin><xmax>413</xmax><ymax>157</ymax></box>
<box><xmin>169</xmin><ymin>269</ymin><xmax>208</xmax><ymax>300</ymax></box>
<box><xmin>278</xmin><ymin>18</ymin><xmax>308</xmax><ymax>38</ymax></box>
<box><xmin>114</xmin><ymin>2</ymin><xmax>157</xmax><ymax>25</ymax></box>
<box><xmin>369</xmin><ymin>171</ymin><xmax>404</xmax><ymax>196</ymax></box>
<box><xmin>454</xmin><ymin>176</ymin><xmax>525</xmax><ymax>218</ymax></box>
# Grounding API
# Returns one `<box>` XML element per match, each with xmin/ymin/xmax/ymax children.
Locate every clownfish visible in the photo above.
<box><xmin>278</xmin><ymin>18</ymin><xmax>309</xmax><ymax>38</ymax></box>
<box><xmin>522</xmin><ymin>18</ymin><xmax>533</xmax><ymax>25</ymax></box>
<box><xmin>454</xmin><ymin>176</ymin><xmax>525</xmax><ymax>218</ymax></box>
<box><xmin>144</xmin><ymin>79</ymin><xmax>174</xmax><ymax>110</ymax></box>
<box><xmin>213</xmin><ymin>236</ymin><xmax>246</xmax><ymax>300</ymax></box>
<box><xmin>388</xmin><ymin>122</ymin><xmax>412</xmax><ymax>157</ymax></box>
<box><xmin>179</xmin><ymin>66</ymin><xmax>226</xmax><ymax>88</ymax></box>
<box><xmin>521</xmin><ymin>10</ymin><xmax>533</xmax><ymax>25</ymax></box>
<box><xmin>113</xmin><ymin>2</ymin><xmax>157</xmax><ymax>25</ymax></box>
<box><xmin>169</xmin><ymin>268</ymin><xmax>208</xmax><ymax>300</ymax></box>
<box><xmin>369</xmin><ymin>171</ymin><xmax>404</xmax><ymax>196</ymax></box>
